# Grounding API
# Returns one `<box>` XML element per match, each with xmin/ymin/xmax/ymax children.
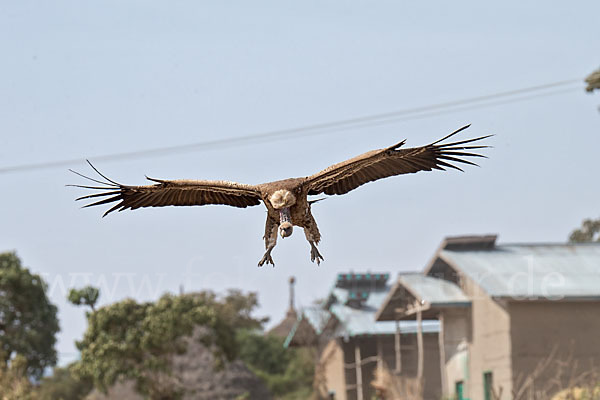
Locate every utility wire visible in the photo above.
<box><xmin>0</xmin><ymin>78</ymin><xmax>583</xmax><ymax>175</ymax></box>
<box><xmin>307</xmin><ymin>87</ymin><xmax>581</xmax><ymax>134</ymax></box>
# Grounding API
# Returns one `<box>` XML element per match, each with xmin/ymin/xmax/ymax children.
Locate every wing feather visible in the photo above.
<box><xmin>70</xmin><ymin>163</ymin><xmax>262</xmax><ymax>217</ymax></box>
<box><xmin>306</xmin><ymin>125</ymin><xmax>491</xmax><ymax>196</ymax></box>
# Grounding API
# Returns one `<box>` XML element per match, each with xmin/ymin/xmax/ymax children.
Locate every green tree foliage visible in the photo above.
<box><xmin>237</xmin><ymin>330</ymin><xmax>291</xmax><ymax>375</ymax></box>
<box><xmin>35</xmin><ymin>366</ymin><xmax>93</xmax><ymax>400</ymax></box>
<box><xmin>569</xmin><ymin>218</ymin><xmax>600</xmax><ymax>242</ymax></box>
<box><xmin>237</xmin><ymin>331</ymin><xmax>315</xmax><ymax>399</ymax></box>
<box><xmin>71</xmin><ymin>290</ymin><xmax>266</xmax><ymax>400</ymax></box>
<box><xmin>0</xmin><ymin>252</ymin><xmax>59</xmax><ymax>379</ymax></box>
<box><xmin>0</xmin><ymin>354</ymin><xmax>37</xmax><ymax>400</ymax></box>
<box><xmin>68</xmin><ymin>286</ymin><xmax>100</xmax><ymax>311</ymax></box>
<box><xmin>586</xmin><ymin>68</ymin><xmax>600</xmax><ymax>93</ymax></box>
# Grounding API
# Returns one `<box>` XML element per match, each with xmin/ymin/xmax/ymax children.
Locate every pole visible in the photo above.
<box><xmin>394</xmin><ymin>318</ymin><xmax>402</xmax><ymax>373</ymax></box>
<box><xmin>417</xmin><ymin>307</ymin><xmax>424</xmax><ymax>380</ymax></box>
<box><xmin>289</xmin><ymin>276</ymin><xmax>296</xmax><ymax>313</ymax></box>
<box><xmin>377</xmin><ymin>336</ymin><xmax>383</xmax><ymax>371</ymax></box>
<box><xmin>355</xmin><ymin>339</ymin><xmax>363</xmax><ymax>400</ymax></box>
<box><xmin>438</xmin><ymin>312</ymin><xmax>448</xmax><ymax>395</ymax></box>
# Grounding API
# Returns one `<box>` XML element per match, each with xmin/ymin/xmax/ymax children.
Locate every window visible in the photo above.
<box><xmin>483</xmin><ymin>371</ymin><xmax>493</xmax><ymax>400</ymax></box>
<box><xmin>455</xmin><ymin>381</ymin><xmax>464</xmax><ymax>400</ymax></box>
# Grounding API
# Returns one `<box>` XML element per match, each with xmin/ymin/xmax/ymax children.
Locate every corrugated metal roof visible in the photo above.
<box><xmin>398</xmin><ymin>273</ymin><xmax>469</xmax><ymax>305</ymax></box>
<box><xmin>302</xmin><ymin>306</ymin><xmax>330</xmax><ymax>334</ymax></box>
<box><xmin>329</xmin><ymin>303</ymin><xmax>439</xmax><ymax>337</ymax></box>
<box><xmin>330</xmin><ymin>287</ymin><xmax>349</xmax><ymax>304</ymax></box>
<box><xmin>439</xmin><ymin>243</ymin><xmax>600</xmax><ymax>298</ymax></box>
<box><xmin>328</xmin><ymin>286</ymin><xmax>439</xmax><ymax>337</ymax></box>
<box><xmin>375</xmin><ymin>273</ymin><xmax>470</xmax><ymax>321</ymax></box>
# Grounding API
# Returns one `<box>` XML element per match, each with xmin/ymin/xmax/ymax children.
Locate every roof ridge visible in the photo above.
<box><xmin>498</xmin><ymin>242</ymin><xmax>600</xmax><ymax>247</ymax></box>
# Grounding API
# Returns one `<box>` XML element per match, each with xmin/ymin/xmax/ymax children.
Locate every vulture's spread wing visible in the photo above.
<box><xmin>70</xmin><ymin>162</ymin><xmax>262</xmax><ymax>217</ymax></box>
<box><xmin>306</xmin><ymin>125</ymin><xmax>490</xmax><ymax>196</ymax></box>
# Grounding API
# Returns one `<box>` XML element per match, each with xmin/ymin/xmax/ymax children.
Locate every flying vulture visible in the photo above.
<box><xmin>70</xmin><ymin>125</ymin><xmax>490</xmax><ymax>266</ymax></box>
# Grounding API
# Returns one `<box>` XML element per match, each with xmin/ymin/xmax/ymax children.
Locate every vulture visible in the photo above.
<box><xmin>70</xmin><ymin>125</ymin><xmax>490</xmax><ymax>267</ymax></box>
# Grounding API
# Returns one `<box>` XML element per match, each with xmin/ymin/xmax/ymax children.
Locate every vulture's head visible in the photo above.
<box><xmin>279</xmin><ymin>222</ymin><xmax>293</xmax><ymax>238</ymax></box>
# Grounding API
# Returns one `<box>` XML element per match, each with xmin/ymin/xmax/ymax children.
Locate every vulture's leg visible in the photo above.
<box><xmin>303</xmin><ymin>213</ymin><xmax>324</xmax><ymax>265</ymax></box>
<box><xmin>258</xmin><ymin>215</ymin><xmax>278</xmax><ymax>267</ymax></box>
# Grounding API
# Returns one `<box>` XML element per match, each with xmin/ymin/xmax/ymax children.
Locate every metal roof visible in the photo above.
<box><xmin>286</xmin><ymin>273</ymin><xmax>440</xmax><ymax>344</ymax></box>
<box><xmin>438</xmin><ymin>243</ymin><xmax>600</xmax><ymax>299</ymax></box>
<box><xmin>398</xmin><ymin>273</ymin><xmax>469</xmax><ymax>305</ymax></box>
<box><xmin>375</xmin><ymin>273</ymin><xmax>469</xmax><ymax>321</ymax></box>
<box><xmin>301</xmin><ymin>306</ymin><xmax>330</xmax><ymax>335</ymax></box>
<box><xmin>328</xmin><ymin>285</ymin><xmax>439</xmax><ymax>337</ymax></box>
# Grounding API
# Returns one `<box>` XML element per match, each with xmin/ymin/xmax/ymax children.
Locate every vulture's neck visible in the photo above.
<box><xmin>279</xmin><ymin>208</ymin><xmax>291</xmax><ymax>224</ymax></box>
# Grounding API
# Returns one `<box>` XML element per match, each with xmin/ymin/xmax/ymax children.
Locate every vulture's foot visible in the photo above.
<box><xmin>258</xmin><ymin>251</ymin><xmax>275</xmax><ymax>267</ymax></box>
<box><xmin>309</xmin><ymin>242</ymin><xmax>324</xmax><ymax>266</ymax></box>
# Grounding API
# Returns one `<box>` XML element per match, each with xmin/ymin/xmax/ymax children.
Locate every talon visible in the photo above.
<box><xmin>258</xmin><ymin>252</ymin><xmax>275</xmax><ymax>267</ymax></box>
<box><xmin>309</xmin><ymin>243</ymin><xmax>324</xmax><ymax>266</ymax></box>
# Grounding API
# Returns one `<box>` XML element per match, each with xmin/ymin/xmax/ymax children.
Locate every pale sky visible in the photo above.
<box><xmin>1</xmin><ymin>1</ymin><xmax>599</xmax><ymax>365</ymax></box>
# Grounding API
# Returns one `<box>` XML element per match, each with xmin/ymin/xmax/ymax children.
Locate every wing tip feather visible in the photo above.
<box><xmin>430</xmin><ymin>124</ymin><xmax>472</xmax><ymax>145</ymax></box>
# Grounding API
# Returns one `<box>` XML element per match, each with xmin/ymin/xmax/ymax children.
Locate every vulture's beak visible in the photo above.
<box><xmin>279</xmin><ymin>222</ymin><xmax>293</xmax><ymax>238</ymax></box>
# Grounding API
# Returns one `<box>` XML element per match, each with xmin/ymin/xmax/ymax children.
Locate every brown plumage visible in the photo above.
<box><xmin>70</xmin><ymin>125</ymin><xmax>490</xmax><ymax>266</ymax></box>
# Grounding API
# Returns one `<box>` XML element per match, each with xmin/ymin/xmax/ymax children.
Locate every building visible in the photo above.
<box><xmin>285</xmin><ymin>272</ymin><xmax>442</xmax><ymax>400</ymax></box>
<box><xmin>377</xmin><ymin>235</ymin><xmax>600</xmax><ymax>400</ymax></box>
<box><xmin>284</xmin><ymin>305</ymin><xmax>330</xmax><ymax>348</ymax></box>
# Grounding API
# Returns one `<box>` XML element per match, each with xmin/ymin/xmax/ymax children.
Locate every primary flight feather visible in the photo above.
<box><xmin>70</xmin><ymin>125</ymin><xmax>490</xmax><ymax>266</ymax></box>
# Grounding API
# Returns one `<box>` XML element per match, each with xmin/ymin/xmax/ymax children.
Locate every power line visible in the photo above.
<box><xmin>0</xmin><ymin>78</ymin><xmax>583</xmax><ymax>175</ymax></box>
<box><xmin>310</xmin><ymin>87</ymin><xmax>581</xmax><ymax>133</ymax></box>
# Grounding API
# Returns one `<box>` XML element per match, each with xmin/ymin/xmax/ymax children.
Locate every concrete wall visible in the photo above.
<box><xmin>460</xmin><ymin>273</ymin><xmax>513</xmax><ymax>400</ymax></box>
<box><xmin>509</xmin><ymin>301</ymin><xmax>600</xmax><ymax>399</ymax></box>
<box><xmin>321</xmin><ymin>339</ymin><xmax>347</xmax><ymax>400</ymax></box>
<box><xmin>442</xmin><ymin>308</ymin><xmax>471</xmax><ymax>398</ymax></box>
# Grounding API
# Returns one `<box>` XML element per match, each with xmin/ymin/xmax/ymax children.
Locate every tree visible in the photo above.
<box><xmin>237</xmin><ymin>330</ymin><xmax>291</xmax><ymax>376</ymax></box>
<box><xmin>35</xmin><ymin>365</ymin><xmax>93</xmax><ymax>400</ymax></box>
<box><xmin>71</xmin><ymin>290</ymin><xmax>266</xmax><ymax>400</ymax></box>
<box><xmin>237</xmin><ymin>331</ymin><xmax>315</xmax><ymax>399</ymax></box>
<box><xmin>585</xmin><ymin>67</ymin><xmax>600</xmax><ymax>93</ymax></box>
<box><xmin>0</xmin><ymin>354</ymin><xmax>37</xmax><ymax>400</ymax></box>
<box><xmin>0</xmin><ymin>252</ymin><xmax>59</xmax><ymax>379</ymax></box>
<box><xmin>586</xmin><ymin>67</ymin><xmax>600</xmax><ymax>112</ymax></box>
<box><xmin>67</xmin><ymin>286</ymin><xmax>99</xmax><ymax>311</ymax></box>
<box><xmin>569</xmin><ymin>218</ymin><xmax>600</xmax><ymax>242</ymax></box>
